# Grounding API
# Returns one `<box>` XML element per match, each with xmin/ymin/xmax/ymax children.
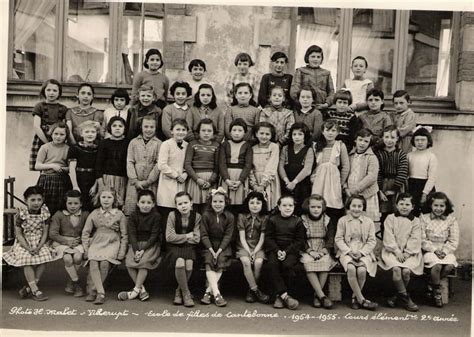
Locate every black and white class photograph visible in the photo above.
<box><xmin>0</xmin><ymin>0</ymin><xmax>472</xmax><ymax>336</ymax></box>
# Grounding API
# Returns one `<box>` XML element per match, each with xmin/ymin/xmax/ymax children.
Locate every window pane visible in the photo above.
<box><xmin>64</xmin><ymin>1</ymin><xmax>110</xmax><ymax>83</ymax></box>
<box><xmin>352</xmin><ymin>9</ymin><xmax>395</xmax><ymax>94</ymax></box>
<box><xmin>12</xmin><ymin>0</ymin><xmax>56</xmax><ymax>80</ymax></box>
<box><xmin>295</xmin><ymin>8</ymin><xmax>340</xmax><ymax>82</ymax></box>
<box><xmin>405</xmin><ymin>11</ymin><xmax>453</xmax><ymax>97</ymax></box>
<box><xmin>120</xmin><ymin>2</ymin><xmax>164</xmax><ymax>85</ymax></box>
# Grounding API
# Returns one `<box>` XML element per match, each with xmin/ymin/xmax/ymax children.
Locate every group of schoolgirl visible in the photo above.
<box><xmin>4</xmin><ymin>45</ymin><xmax>459</xmax><ymax>312</ymax></box>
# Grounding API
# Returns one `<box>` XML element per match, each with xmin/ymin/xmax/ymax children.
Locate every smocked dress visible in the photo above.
<box><xmin>311</xmin><ymin>141</ymin><xmax>346</xmax><ymax>209</ymax></box>
<box><xmin>81</xmin><ymin>208</ymin><xmax>128</xmax><ymax>265</ymax></box>
<box><xmin>378</xmin><ymin>213</ymin><xmax>423</xmax><ymax>275</ymax></box>
<box><xmin>335</xmin><ymin>214</ymin><xmax>377</xmax><ymax>277</ymax></box>
<box><xmin>3</xmin><ymin>205</ymin><xmax>60</xmax><ymax>266</ymax></box>
<box><xmin>249</xmin><ymin>142</ymin><xmax>281</xmax><ymax>210</ymax></box>
<box><xmin>29</xmin><ymin>102</ymin><xmax>68</xmax><ymax>171</ymax></box>
<box><xmin>300</xmin><ymin>214</ymin><xmax>337</xmax><ymax>272</ymax></box>
<box><xmin>420</xmin><ymin>213</ymin><xmax>459</xmax><ymax>268</ymax></box>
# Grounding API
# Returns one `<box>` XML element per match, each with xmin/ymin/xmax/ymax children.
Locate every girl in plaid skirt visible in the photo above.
<box><xmin>3</xmin><ymin>186</ymin><xmax>60</xmax><ymax>301</ymax></box>
<box><xmin>300</xmin><ymin>195</ymin><xmax>337</xmax><ymax>309</ymax></box>
<box><xmin>35</xmin><ymin>122</ymin><xmax>72</xmax><ymax>216</ymax></box>
<box><xmin>29</xmin><ymin>79</ymin><xmax>68</xmax><ymax>171</ymax></box>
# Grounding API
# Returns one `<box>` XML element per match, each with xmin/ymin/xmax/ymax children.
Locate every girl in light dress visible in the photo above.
<box><xmin>124</xmin><ymin>115</ymin><xmax>162</xmax><ymax>215</ymax></box>
<box><xmin>82</xmin><ymin>187</ymin><xmax>128</xmax><ymax>305</ymax></box>
<box><xmin>300</xmin><ymin>195</ymin><xmax>337</xmax><ymax>309</ymax></box>
<box><xmin>407</xmin><ymin>127</ymin><xmax>437</xmax><ymax>216</ymax></box>
<box><xmin>421</xmin><ymin>192</ymin><xmax>459</xmax><ymax>308</ymax></box>
<box><xmin>343</xmin><ymin>56</ymin><xmax>374</xmax><ymax>113</ymax></box>
<box><xmin>102</xmin><ymin>88</ymin><xmax>131</xmax><ymax>138</ymax></box>
<box><xmin>49</xmin><ymin>190</ymin><xmax>89</xmax><ymax>298</ymax></box>
<box><xmin>335</xmin><ymin>195</ymin><xmax>378</xmax><ymax>311</ymax></box>
<box><xmin>157</xmin><ymin>118</ymin><xmax>189</xmax><ymax>216</ymax></box>
<box><xmin>345</xmin><ymin>128</ymin><xmax>380</xmax><ymax>223</ymax></box>
<box><xmin>4</xmin><ymin>186</ymin><xmax>60</xmax><ymax>301</ymax></box>
<box><xmin>378</xmin><ymin>193</ymin><xmax>423</xmax><ymax>312</ymax></box>
<box><xmin>249</xmin><ymin>122</ymin><xmax>281</xmax><ymax>211</ymax></box>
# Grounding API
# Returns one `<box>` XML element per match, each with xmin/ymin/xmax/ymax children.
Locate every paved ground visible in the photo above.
<box><xmin>1</xmin><ymin>260</ymin><xmax>472</xmax><ymax>336</ymax></box>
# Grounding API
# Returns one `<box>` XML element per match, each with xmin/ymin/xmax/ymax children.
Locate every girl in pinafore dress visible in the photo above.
<box><xmin>279</xmin><ymin>123</ymin><xmax>315</xmax><ymax>215</ymax></box>
<box><xmin>68</xmin><ymin>120</ymin><xmax>101</xmax><ymax>212</ymax></box>
<box><xmin>95</xmin><ymin>116</ymin><xmax>129</xmax><ymax>209</ymax></box>
<box><xmin>82</xmin><ymin>187</ymin><xmax>128</xmax><ymax>305</ymax></box>
<box><xmin>49</xmin><ymin>190</ymin><xmax>89</xmax><ymax>297</ymax></box>
<box><xmin>35</xmin><ymin>122</ymin><xmax>72</xmax><ymax>216</ymax></box>
<box><xmin>4</xmin><ymin>186</ymin><xmax>60</xmax><ymax>301</ymax></box>
<box><xmin>421</xmin><ymin>192</ymin><xmax>459</xmax><ymax>308</ymax></box>
<box><xmin>375</xmin><ymin>125</ymin><xmax>408</xmax><ymax>231</ymax></box>
<box><xmin>249</xmin><ymin>122</ymin><xmax>281</xmax><ymax>211</ymax></box>
<box><xmin>118</xmin><ymin>190</ymin><xmax>161</xmax><ymax>302</ymax></box>
<box><xmin>66</xmin><ymin>83</ymin><xmax>104</xmax><ymax>145</ymax></box>
<box><xmin>300</xmin><ymin>195</ymin><xmax>337</xmax><ymax>309</ymax></box>
<box><xmin>311</xmin><ymin>120</ymin><xmax>350</xmax><ymax>225</ymax></box>
<box><xmin>236</xmin><ymin>192</ymin><xmax>270</xmax><ymax>304</ymax></box>
<box><xmin>124</xmin><ymin>115</ymin><xmax>162</xmax><ymax>215</ymax></box>
<box><xmin>200</xmin><ymin>188</ymin><xmax>235</xmax><ymax>307</ymax></box>
<box><xmin>219</xmin><ymin>118</ymin><xmax>253</xmax><ymax>214</ymax></box>
<box><xmin>184</xmin><ymin>118</ymin><xmax>220</xmax><ymax>213</ymax></box>
<box><xmin>166</xmin><ymin>192</ymin><xmax>201</xmax><ymax>307</ymax></box>
<box><xmin>157</xmin><ymin>118</ymin><xmax>189</xmax><ymax>217</ymax></box>
<box><xmin>335</xmin><ymin>195</ymin><xmax>378</xmax><ymax>311</ymax></box>
<box><xmin>378</xmin><ymin>193</ymin><xmax>423</xmax><ymax>312</ymax></box>
<box><xmin>346</xmin><ymin>128</ymin><xmax>380</xmax><ymax>223</ymax></box>
<box><xmin>30</xmin><ymin>79</ymin><xmax>68</xmax><ymax>171</ymax></box>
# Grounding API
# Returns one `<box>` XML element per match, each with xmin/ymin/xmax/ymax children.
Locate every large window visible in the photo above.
<box><xmin>8</xmin><ymin>0</ymin><xmax>164</xmax><ymax>85</ymax></box>
<box><xmin>405</xmin><ymin>10</ymin><xmax>454</xmax><ymax>97</ymax></box>
<box><xmin>12</xmin><ymin>0</ymin><xmax>56</xmax><ymax>80</ymax></box>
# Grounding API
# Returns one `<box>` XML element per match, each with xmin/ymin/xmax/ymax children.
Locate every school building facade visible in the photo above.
<box><xmin>4</xmin><ymin>2</ymin><xmax>474</xmax><ymax>261</ymax></box>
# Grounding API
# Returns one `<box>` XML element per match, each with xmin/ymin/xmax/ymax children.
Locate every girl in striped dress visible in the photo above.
<box><xmin>375</xmin><ymin>125</ymin><xmax>408</xmax><ymax>231</ymax></box>
<box><xmin>184</xmin><ymin>118</ymin><xmax>220</xmax><ymax>213</ymax></box>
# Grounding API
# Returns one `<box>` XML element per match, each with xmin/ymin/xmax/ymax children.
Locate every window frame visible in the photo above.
<box><xmin>289</xmin><ymin>7</ymin><xmax>460</xmax><ymax>103</ymax></box>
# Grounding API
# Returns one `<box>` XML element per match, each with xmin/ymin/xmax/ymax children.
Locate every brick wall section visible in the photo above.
<box><xmin>165</xmin><ymin>3</ymin><xmax>186</xmax><ymax>16</ymax></box>
<box><xmin>163</xmin><ymin>41</ymin><xmax>185</xmax><ymax>69</ymax></box>
<box><xmin>272</xmin><ymin>7</ymin><xmax>291</xmax><ymax>20</ymax></box>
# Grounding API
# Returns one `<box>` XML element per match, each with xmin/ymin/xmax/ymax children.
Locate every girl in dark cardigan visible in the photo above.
<box><xmin>166</xmin><ymin>192</ymin><xmax>201</xmax><ymax>307</ymax></box>
<box><xmin>265</xmin><ymin>195</ymin><xmax>306</xmax><ymax>310</ymax></box>
<box><xmin>200</xmin><ymin>187</ymin><xmax>234</xmax><ymax>307</ymax></box>
<box><xmin>118</xmin><ymin>190</ymin><xmax>161</xmax><ymax>301</ymax></box>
